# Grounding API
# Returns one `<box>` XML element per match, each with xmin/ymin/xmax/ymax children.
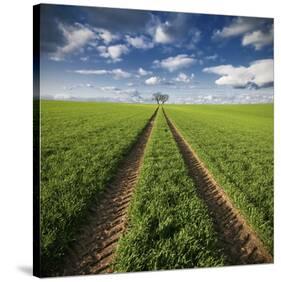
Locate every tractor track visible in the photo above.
<box><xmin>163</xmin><ymin>109</ymin><xmax>273</xmax><ymax>265</ymax></box>
<box><xmin>61</xmin><ymin>108</ymin><xmax>158</xmax><ymax>276</ymax></box>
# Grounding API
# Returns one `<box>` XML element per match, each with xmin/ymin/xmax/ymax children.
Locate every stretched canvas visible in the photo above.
<box><xmin>33</xmin><ymin>3</ymin><xmax>274</xmax><ymax>277</ymax></box>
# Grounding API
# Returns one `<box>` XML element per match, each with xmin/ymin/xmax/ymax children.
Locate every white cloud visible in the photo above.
<box><xmin>97</xmin><ymin>44</ymin><xmax>129</xmax><ymax>62</ymax></box>
<box><xmin>154</xmin><ymin>23</ymin><xmax>173</xmax><ymax>44</ymax></box>
<box><xmin>205</xmin><ymin>54</ymin><xmax>218</xmax><ymax>61</ymax></box>
<box><xmin>145</xmin><ymin>76</ymin><xmax>161</xmax><ymax>85</ymax></box>
<box><xmin>73</xmin><ymin>69</ymin><xmax>108</xmax><ymax>75</ymax></box>
<box><xmin>213</xmin><ymin>18</ymin><xmax>273</xmax><ymax>50</ymax></box>
<box><xmin>63</xmin><ymin>83</ymin><xmax>95</xmax><ymax>91</ymax></box>
<box><xmin>138</xmin><ymin>67</ymin><xmax>152</xmax><ymax>76</ymax></box>
<box><xmin>154</xmin><ymin>54</ymin><xmax>196</xmax><ymax>72</ymax></box>
<box><xmin>80</xmin><ymin>56</ymin><xmax>89</xmax><ymax>62</ymax></box>
<box><xmin>50</xmin><ymin>23</ymin><xmax>94</xmax><ymax>61</ymax></box>
<box><xmin>123</xmin><ymin>88</ymin><xmax>140</xmax><ymax>96</ymax></box>
<box><xmin>111</xmin><ymin>68</ymin><xmax>131</xmax><ymax>79</ymax></box>
<box><xmin>192</xmin><ymin>30</ymin><xmax>201</xmax><ymax>44</ymax></box>
<box><xmin>147</xmin><ymin>14</ymin><xmax>202</xmax><ymax>50</ymax></box>
<box><xmin>186</xmin><ymin>30</ymin><xmax>202</xmax><ymax>50</ymax></box>
<box><xmin>214</xmin><ymin>17</ymin><xmax>261</xmax><ymax>38</ymax></box>
<box><xmin>203</xmin><ymin>59</ymin><xmax>273</xmax><ymax>89</ymax></box>
<box><xmin>97</xmin><ymin>46</ymin><xmax>107</xmax><ymax>56</ymax></box>
<box><xmin>94</xmin><ymin>28</ymin><xmax>118</xmax><ymax>44</ymax></box>
<box><xmin>126</xmin><ymin>35</ymin><xmax>154</xmax><ymax>49</ymax></box>
<box><xmin>100</xmin><ymin>86</ymin><xmax>121</xmax><ymax>92</ymax></box>
<box><xmin>174</xmin><ymin>72</ymin><xmax>194</xmax><ymax>83</ymax></box>
<box><xmin>73</xmin><ymin>68</ymin><xmax>131</xmax><ymax>79</ymax></box>
<box><xmin>108</xmin><ymin>45</ymin><xmax>129</xmax><ymax>61</ymax></box>
<box><xmin>99</xmin><ymin>87</ymin><xmax>143</xmax><ymax>102</ymax></box>
<box><xmin>53</xmin><ymin>93</ymin><xmax>73</xmax><ymax>100</ymax></box>
<box><xmin>242</xmin><ymin>28</ymin><xmax>273</xmax><ymax>50</ymax></box>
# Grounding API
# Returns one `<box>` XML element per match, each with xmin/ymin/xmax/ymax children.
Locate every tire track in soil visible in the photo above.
<box><xmin>62</xmin><ymin>108</ymin><xmax>158</xmax><ymax>276</ymax></box>
<box><xmin>163</xmin><ymin>109</ymin><xmax>273</xmax><ymax>265</ymax></box>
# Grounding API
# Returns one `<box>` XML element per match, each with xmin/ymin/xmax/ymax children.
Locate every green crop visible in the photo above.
<box><xmin>165</xmin><ymin>104</ymin><xmax>273</xmax><ymax>253</ymax></box>
<box><xmin>39</xmin><ymin>101</ymin><xmax>273</xmax><ymax>274</ymax></box>
<box><xmin>40</xmin><ymin>100</ymin><xmax>156</xmax><ymax>274</ymax></box>
<box><xmin>114</xmin><ymin>109</ymin><xmax>225</xmax><ymax>272</ymax></box>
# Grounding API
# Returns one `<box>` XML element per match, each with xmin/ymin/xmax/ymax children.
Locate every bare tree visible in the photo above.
<box><xmin>153</xmin><ymin>92</ymin><xmax>161</xmax><ymax>104</ymax></box>
<box><xmin>160</xmin><ymin>94</ymin><xmax>169</xmax><ymax>104</ymax></box>
<box><xmin>153</xmin><ymin>92</ymin><xmax>169</xmax><ymax>105</ymax></box>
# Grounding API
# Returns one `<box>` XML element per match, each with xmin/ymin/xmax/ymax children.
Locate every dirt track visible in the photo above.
<box><xmin>61</xmin><ymin>109</ymin><xmax>158</xmax><ymax>276</ymax></box>
<box><xmin>163</xmin><ymin>109</ymin><xmax>273</xmax><ymax>265</ymax></box>
<box><xmin>59</xmin><ymin>106</ymin><xmax>271</xmax><ymax>277</ymax></box>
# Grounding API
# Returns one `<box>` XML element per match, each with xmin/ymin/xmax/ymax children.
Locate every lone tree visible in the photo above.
<box><xmin>153</xmin><ymin>92</ymin><xmax>169</xmax><ymax>105</ymax></box>
<box><xmin>160</xmin><ymin>94</ymin><xmax>169</xmax><ymax>104</ymax></box>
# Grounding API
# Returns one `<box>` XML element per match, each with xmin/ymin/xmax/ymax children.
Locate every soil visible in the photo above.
<box><xmin>59</xmin><ymin>106</ymin><xmax>272</xmax><ymax>277</ymax></box>
<box><xmin>163</xmin><ymin>108</ymin><xmax>273</xmax><ymax>265</ymax></box>
<box><xmin>61</xmin><ymin>108</ymin><xmax>158</xmax><ymax>276</ymax></box>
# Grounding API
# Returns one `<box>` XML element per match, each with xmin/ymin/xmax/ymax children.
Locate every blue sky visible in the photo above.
<box><xmin>39</xmin><ymin>4</ymin><xmax>274</xmax><ymax>104</ymax></box>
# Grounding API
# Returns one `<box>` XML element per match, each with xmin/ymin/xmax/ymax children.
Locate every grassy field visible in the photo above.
<box><xmin>114</xmin><ymin>110</ymin><xmax>226</xmax><ymax>271</ymax></box>
<box><xmin>165</xmin><ymin>104</ymin><xmax>274</xmax><ymax>252</ymax></box>
<box><xmin>40</xmin><ymin>101</ymin><xmax>273</xmax><ymax>274</ymax></box>
<box><xmin>40</xmin><ymin>101</ymin><xmax>156</xmax><ymax>272</ymax></box>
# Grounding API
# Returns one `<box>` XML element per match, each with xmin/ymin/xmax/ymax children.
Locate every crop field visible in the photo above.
<box><xmin>34</xmin><ymin>7</ymin><xmax>274</xmax><ymax>278</ymax></box>
<box><xmin>165</xmin><ymin>104</ymin><xmax>274</xmax><ymax>252</ymax></box>
<box><xmin>40</xmin><ymin>101</ymin><xmax>155</xmax><ymax>272</ymax></box>
<box><xmin>40</xmin><ymin>101</ymin><xmax>273</xmax><ymax>275</ymax></box>
<box><xmin>114</xmin><ymin>110</ymin><xmax>225</xmax><ymax>271</ymax></box>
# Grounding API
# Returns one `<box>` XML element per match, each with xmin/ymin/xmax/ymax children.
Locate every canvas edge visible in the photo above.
<box><xmin>33</xmin><ymin>3</ymin><xmax>41</xmax><ymax>278</ymax></box>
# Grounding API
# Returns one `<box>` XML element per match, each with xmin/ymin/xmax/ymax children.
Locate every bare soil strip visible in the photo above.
<box><xmin>163</xmin><ymin>109</ymin><xmax>273</xmax><ymax>265</ymax></box>
<box><xmin>62</xmin><ymin>109</ymin><xmax>158</xmax><ymax>276</ymax></box>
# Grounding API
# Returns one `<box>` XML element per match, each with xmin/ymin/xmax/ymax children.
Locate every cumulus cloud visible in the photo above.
<box><xmin>138</xmin><ymin>67</ymin><xmax>152</xmax><ymax>76</ymax></box>
<box><xmin>145</xmin><ymin>76</ymin><xmax>161</xmax><ymax>85</ymax></box>
<box><xmin>213</xmin><ymin>17</ymin><xmax>273</xmax><ymax>50</ymax></box>
<box><xmin>97</xmin><ymin>44</ymin><xmax>129</xmax><ymax>62</ymax></box>
<box><xmin>123</xmin><ymin>88</ymin><xmax>141</xmax><ymax>96</ymax></box>
<box><xmin>50</xmin><ymin>23</ymin><xmax>95</xmax><ymax>61</ymax></box>
<box><xmin>149</xmin><ymin>14</ymin><xmax>201</xmax><ymax>48</ymax></box>
<box><xmin>99</xmin><ymin>86</ymin><xmax>144</xmax><ymax>102</ymax></box>
<box><xmin>94</xmin><ymin>28</ymin><xmax>118</xmax><ymax>44</ymax></box>
<box><xmin>214</xmin><ymin>17</ymin><xmax>262</xmax><ymax>38</ymax></box>
<box><xmin>111</xmin><ymin>68</ymin><xmax>131</xmax><ymax>79</ymax></box>
<box><xmin>174</xmin><ymin>72</ymin><xmax>194</xmax><ymax>83</ymax></box>
<box><xmin>123</xmin><ymin>88</ymin><xmax>144</xmax><ymax>103</ymax></box>
<box><xmin>96</xmin><ymin>46</ymin><xmax>107</xmax><ymax>55</ymax></box>
<box><xmin>125</xmin><ymin>35</ymin><xmax>154</xmax><ymax>49</ymax></box>
<box><xmin>73</xmin><ymin>68</ymin><xmax>131</xmax><ymax>79</ymax></box>
<box><xmin>154</xmin><ymin>54</ymin><xmax>196</xmax><ymax>72</ymax></box>
<box><xmin>203</xmin><ymin>59</ymin><xmax>273</xmax><ymax>89</ymax></box>
<box><xmin>154</xmin><ymin>23</ymin><xmax>174</xmax><ymax>44</ymax></box>
<box><xmin>242</xmin><ymin>28</ymin><xmax>273</xmax><ymax>50</ymax></box>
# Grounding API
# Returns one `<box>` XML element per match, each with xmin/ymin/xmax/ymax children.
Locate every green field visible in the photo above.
<box><xmin>165</xmin><ymin>104</ymin><xmax>274</xmax><ymax>252</ymax></box>
<box><xmin>114</xmin><ymin>110</ymin><xmax>225</xmax><ymax>271</ymax></box>
<box><xmin>40</xmin><ymin>101</ymin><xmax>155</xmax><ymax>272</ymax></box>
<box><xmin>40</xmin><ymin>101</ymin><xmax>273</xmax><ymax>273</ymax></box>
